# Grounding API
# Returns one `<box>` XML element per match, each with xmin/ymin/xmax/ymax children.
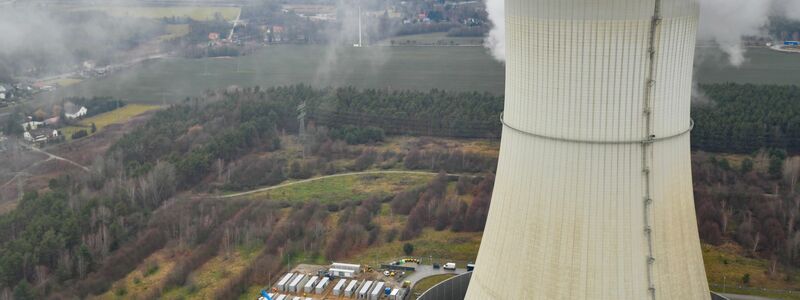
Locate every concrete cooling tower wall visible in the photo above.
<box><xmin>466</xmin><ymin>0</ymin><xmax>709</xmax><ymax>299</ymax></box>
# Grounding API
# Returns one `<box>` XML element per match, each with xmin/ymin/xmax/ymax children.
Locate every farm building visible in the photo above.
<box><xmin>65</xmin><ymin>106</ymin><xmax>88</xmax><ymax>119</ymax></box>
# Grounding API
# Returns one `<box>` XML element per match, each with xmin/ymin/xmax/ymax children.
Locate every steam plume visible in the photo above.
<box><xmin>483</xmin><ymin>0</ymin><xmax>800</xmax><ymax>66</ymax></box>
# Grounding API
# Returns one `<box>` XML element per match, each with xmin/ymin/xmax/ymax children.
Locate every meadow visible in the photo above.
<box><xmin>72</xmin><ymin>6</ymin><xmax>240</xmax><ymax>21</ymax></box>
<box><xmin>39</xmin><ymin>45</ymin><xmax>800</xmax><ymax>107</ymax></box>
<box><xmin>60</xmin><ymin>104</ymin><xmax>161</xmax><ymax>140</ymax></box>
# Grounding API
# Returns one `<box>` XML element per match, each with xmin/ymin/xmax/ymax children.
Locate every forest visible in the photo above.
<box><xmin>692</xmin><ymin>84</ymin><xmax>800</xmax><ymax>154</ymax></box>
<box><xmin>2</xmin><ymin>82</ymin><xmax>800</xmax><ymax>297</ymax></box>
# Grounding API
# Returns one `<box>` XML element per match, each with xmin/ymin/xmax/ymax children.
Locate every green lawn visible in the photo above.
<box><xmin>73</xmin><ymin>6</ymin><xmax>240</xmax><ymax>21</ymax></box>
<box><xmin>351</xmin><ymin>229</ymin><xmax>482</xmax><ymax>268</ymax></box>
<box><xmin>247</xmin><ymin>173</ymin><xmax>433</xmax><ymax>203</ymax></box>
<box><xmin>410</xmin><ymin>274</ymin><xmax>456</xmax><ymax>299</ymax></box>
<box><xmin>704</xmin><ymin>243</ymin><xmax>800</xmax><ymax>299</ymax></box>
<box><xmin>61</xmin><ymin>104</ymin><xmax>160</xmax><ymax>141</ymax></box>
<box><xmin>43</xmin><ymin>45</ymin><xmax>507</xmax><ymax>105</ymax></box>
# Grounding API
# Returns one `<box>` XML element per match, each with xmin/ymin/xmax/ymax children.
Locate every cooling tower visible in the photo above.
<box><xmin>466</xmin><ymin>0</ymin><xmax>709</xmax><ymax>299</ymax></box>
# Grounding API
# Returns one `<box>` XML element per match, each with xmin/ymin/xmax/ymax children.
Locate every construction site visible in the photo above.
<box><xmin>259</xmin><ymin>262</ymin><xmax>415</xmax><ymax>300</ymax></box>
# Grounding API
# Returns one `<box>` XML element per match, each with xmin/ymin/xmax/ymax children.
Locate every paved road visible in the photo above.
<box><xmin>720</xmin><ymin>293</ymin><xmax>776</xmax><ymax>300</ymax></box>
<box><xmin>404</xmin><ymin>265</ymin><xmax>465</xmax><ymax>287</ymax></box>
<box><xmin>217</xmin><ymin>171</ymin><xmax>476</xmax><ymax>199</ymax></box>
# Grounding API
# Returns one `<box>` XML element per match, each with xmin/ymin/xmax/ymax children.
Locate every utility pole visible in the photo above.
<box><xmin>297</xmin><ymin>102</ymin><xmax>307</xmax><ymax>158</ymax></box>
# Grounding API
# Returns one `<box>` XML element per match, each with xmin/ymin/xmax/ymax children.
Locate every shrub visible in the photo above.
<box><xmin>72</xmin><ymin>129</ymin><xmax>88</xmax><ymax>139</ymax></box>
<box><xmin>403</xmin><ymin>243</ymin><xmax>414</xmax><ymax>255</ymax></box>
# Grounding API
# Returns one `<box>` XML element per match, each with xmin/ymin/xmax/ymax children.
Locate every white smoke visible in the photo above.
<box><xmin>483</xmin><ymin>0</ymin><xmax>800</xmax><ymax>66</ymax></box>
<box><xmin>484</xmin><ymin>0</ymin><xmax>505</xmax><ymax>62</ymax></box>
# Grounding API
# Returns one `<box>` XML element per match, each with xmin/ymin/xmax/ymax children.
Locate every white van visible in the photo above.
<box><xmin>443</xmin><ymin>262</ymin><xmax>456</xmax><ymax>270</ymax></box>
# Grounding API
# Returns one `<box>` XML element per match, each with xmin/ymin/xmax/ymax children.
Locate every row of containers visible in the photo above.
<box><xmin>262</xmin><ymin>262</ymin><xmax>407</xmax><ymax>300</ymax></box>
<box><xmin>330</xmin><ymin>278</ymin><xmax>406</xmax><ymax>300</ymax></box>
<box><xmin>260</xmin><ymin>295</ymin><xmax>313</xmax><ymax>300</ymax></box>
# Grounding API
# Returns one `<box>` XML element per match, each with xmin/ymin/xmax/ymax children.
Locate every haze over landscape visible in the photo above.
<box><xmin>0</xmin><ymin>0</ymin><xmax>800</xmax><ymax>300</ymax></box>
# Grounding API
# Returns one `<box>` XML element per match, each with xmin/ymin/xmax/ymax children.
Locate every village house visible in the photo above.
<box><xmin>23</xmin><ymin>128</ymin><xmax>57</xmax><ymax>144</ymax></box>
<box><xmin>0</xmin><ymin>84</ymin><xmax>11</xmax><ymax>100</ymax></box>
<box><xmin>65</xmin><ymin>105</ymin><xmax>88</xmax><ymax>119</ymax></box>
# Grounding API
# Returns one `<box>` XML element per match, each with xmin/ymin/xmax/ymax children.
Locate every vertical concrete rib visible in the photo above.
<box><xmin>465</xmin><ymin>0</ymin><xmax>709</xmax><ymax>299</ymax></box>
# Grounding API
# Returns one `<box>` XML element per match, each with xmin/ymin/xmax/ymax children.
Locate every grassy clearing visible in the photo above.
<box><xmin>161</xmin><ymin>245</ymin><xmax>262</xmax><ymax>300</ymax></box>
<box><xmin>410</xmin><ymin>274</ymin><xmax>456</xmax><ymax>298</ymax></box>
<box><xmin>247</xmin><ymin>173</ymin><xmax>433</xmax><ymax>203</ymax></box>
<box><xmin>74</xmin><ymin>6</ymin><xmax>241</xmax><ymax>21</ymax></box>
<box><xmin>703</xmin><ymin>243</ymin><xmax>800</xmax><ymax>299</ymax></box>
<box><xmin>93</xmin><ymin>248</ymin><xmax>182</xmax><ymax>300</ymax></box>
<box><xmin>350</xmin><ymin>229</ymin><xmax>482</xmax><ymax>268</ymax></box>
<box><xmin>81</xmin><ymin>104</ymin><xmax>160</xmax><ymax>129</ymax></box>
<box><xmin>160</xmin><ymin>24</ymin><xmax>191</xmax><ymax>41</ymax></box>
<box><xmin>40</xmin><ymin>78</ymin><xmax>83</xmax><ymax>87</ymax></box>
<box><xmin>377</xmin><ymin>32</ymin><xmax>484</xmax><ymax>46</ymax></box>
<box><xmin>61</xmin><ymin>104</ymin><xmax>160</xmax><ymax>141</ymax></box>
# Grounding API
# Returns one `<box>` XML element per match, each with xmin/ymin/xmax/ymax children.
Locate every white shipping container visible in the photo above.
<box><xmin>370</xmin><ymin>281</ymin><xmax>385</xmax><ymax>300</ymax></box>
<box><xmin>276</xmin><ymin>273</ymin><xmax>295</xmax><ymax>292</ymax></box>
<box><xmin>304</xmin><ymin>276</ymin><xmax>319</xmax><ymax>293</ymax></box>
<box><xmin>288</xmin><ymin>274</ymin><xmax>306</xmax><ymax>293</ymax></box>
<box><xmin>358</xmin><ymin>281</ymin><xmax>373</xmax><ymax>299</ymax></box>
<box><xmin>316</xmin><ymin>277</ymin><xmax>331</xmax><ymax>294</ymax></box>
<box><xmin>345</xmin><ymin>280</ymin><xmax>359</xmax><ymax>297</ymax></box>
<box><xmin>333</xmin><ymin>278</ymin><xmax>347</xmax><ymax>296</ymax></box>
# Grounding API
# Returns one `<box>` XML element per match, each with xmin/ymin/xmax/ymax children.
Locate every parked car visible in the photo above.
<box><xmin>432</xmin><ymin>263</ymin><xmax>440</xmax><ymax>269</ymax></box>
<box><xmin>467</xmin><ymin>263</ymin><xmax>475</xmax><ymax>271</ymax></box>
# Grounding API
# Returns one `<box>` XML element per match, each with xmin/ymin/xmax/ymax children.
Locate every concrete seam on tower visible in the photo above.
<box><xmin>643</xmin><ymin>0</ymin><xmax>663</xmax><ymax>299</ymax></box>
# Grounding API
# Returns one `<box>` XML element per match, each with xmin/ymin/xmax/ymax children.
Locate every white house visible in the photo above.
<box><xmin>65</xmin><ymin>106</ymin><xmax>88</xmax><ymax>119</ymax></box>
<box><xmin>21</xmin><ymin>121</ymin><xmax>44</xmax><ymax>131</ymax></box>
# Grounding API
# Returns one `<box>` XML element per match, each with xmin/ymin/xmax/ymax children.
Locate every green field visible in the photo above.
<box><xmin>73</xmin><ymin>6</ymin><xmax>240</xmax><ymax>21</ymax></box>
<box><xmin>43</xmin><ymin>45</ymin><xmax>507</xmax><ymax>104</ymax></box>
<box><xmin>247</xmin><ymin>173</ymin><xmax>433</xmax><ymax>203</ymax></box>
<box><xmin>61</xmin><ymin>104</ymin><xmax>161</xmax><ymax>140</ymax></box>
<box><xmin>38</xmin><ymin>45</ymin><xmax>800</xmax><ymax>106</ymax></box>
<box><xmin>704</xmin><ymin>243</ymin><xmax>800</xmax><ymax>299</ymax></box>
<box><xmin>411</xmin><ymin>274</ymin><xmax>456</xmax><ymax>299</ymax></box>
<box><xmin>694</xmin><ymin>47</ymin><xmax>800</xmax><ymax>86</ymax></box>
<box><xmin>376</xmin><ymin>32</ymin><xmax>485</xmax><ymax>46</ymax></box>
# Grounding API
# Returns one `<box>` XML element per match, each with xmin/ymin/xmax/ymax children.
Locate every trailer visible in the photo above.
<box><xmin>316</xmin><ymin>277</ymin><xmax>331</xmax><ymax>294</ymax></box>
<box><xmin>369</xmin><ymin>282</ymin><xmax>385</xmax><ymax>300</ymax></box>
<box><xmin>329</xmin><ymin>262</ymin><xmax>361</xmax><ymax>278</ymax></box>
<box><xmin>389</xmin><ymin>288</ymin><xmax>406</xmax><ymax>300</ymax></box>
<box><xmin>288</xmin><ymin>274</ymin><xmax>306</xmax><ymax>293</ymax></box>
<box><xmin>345</xmin><ymin>279</ymin><xmax>359</xmax><ymax>297</ymax></box>
<box><xmin>331</xmin><ymin>262</ymin><xmax>361</xmax><ymax>274</ymax></box>
<box><xmin>304</xmin><ymin>276</ymin><xmax>319</xmax><ymax>293</ymax></box>
<box><xmin>333</xmin><ymin>278</ymin><xmax>347</xmax><ymax>296</ymax></box>
<box><xmin>276</xmin><ymin>273</ymin><xmax>295</xmax><ymax>292</ymax></box>
<box><xmin>329</xmin><ymin>268</ymin><xmax>356</xmax><ymax>278</ymax></box>
<box><xmin>358</xmin><ymin>281</ymin><xmax>373</xmax><ymax>299</ymax></box>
